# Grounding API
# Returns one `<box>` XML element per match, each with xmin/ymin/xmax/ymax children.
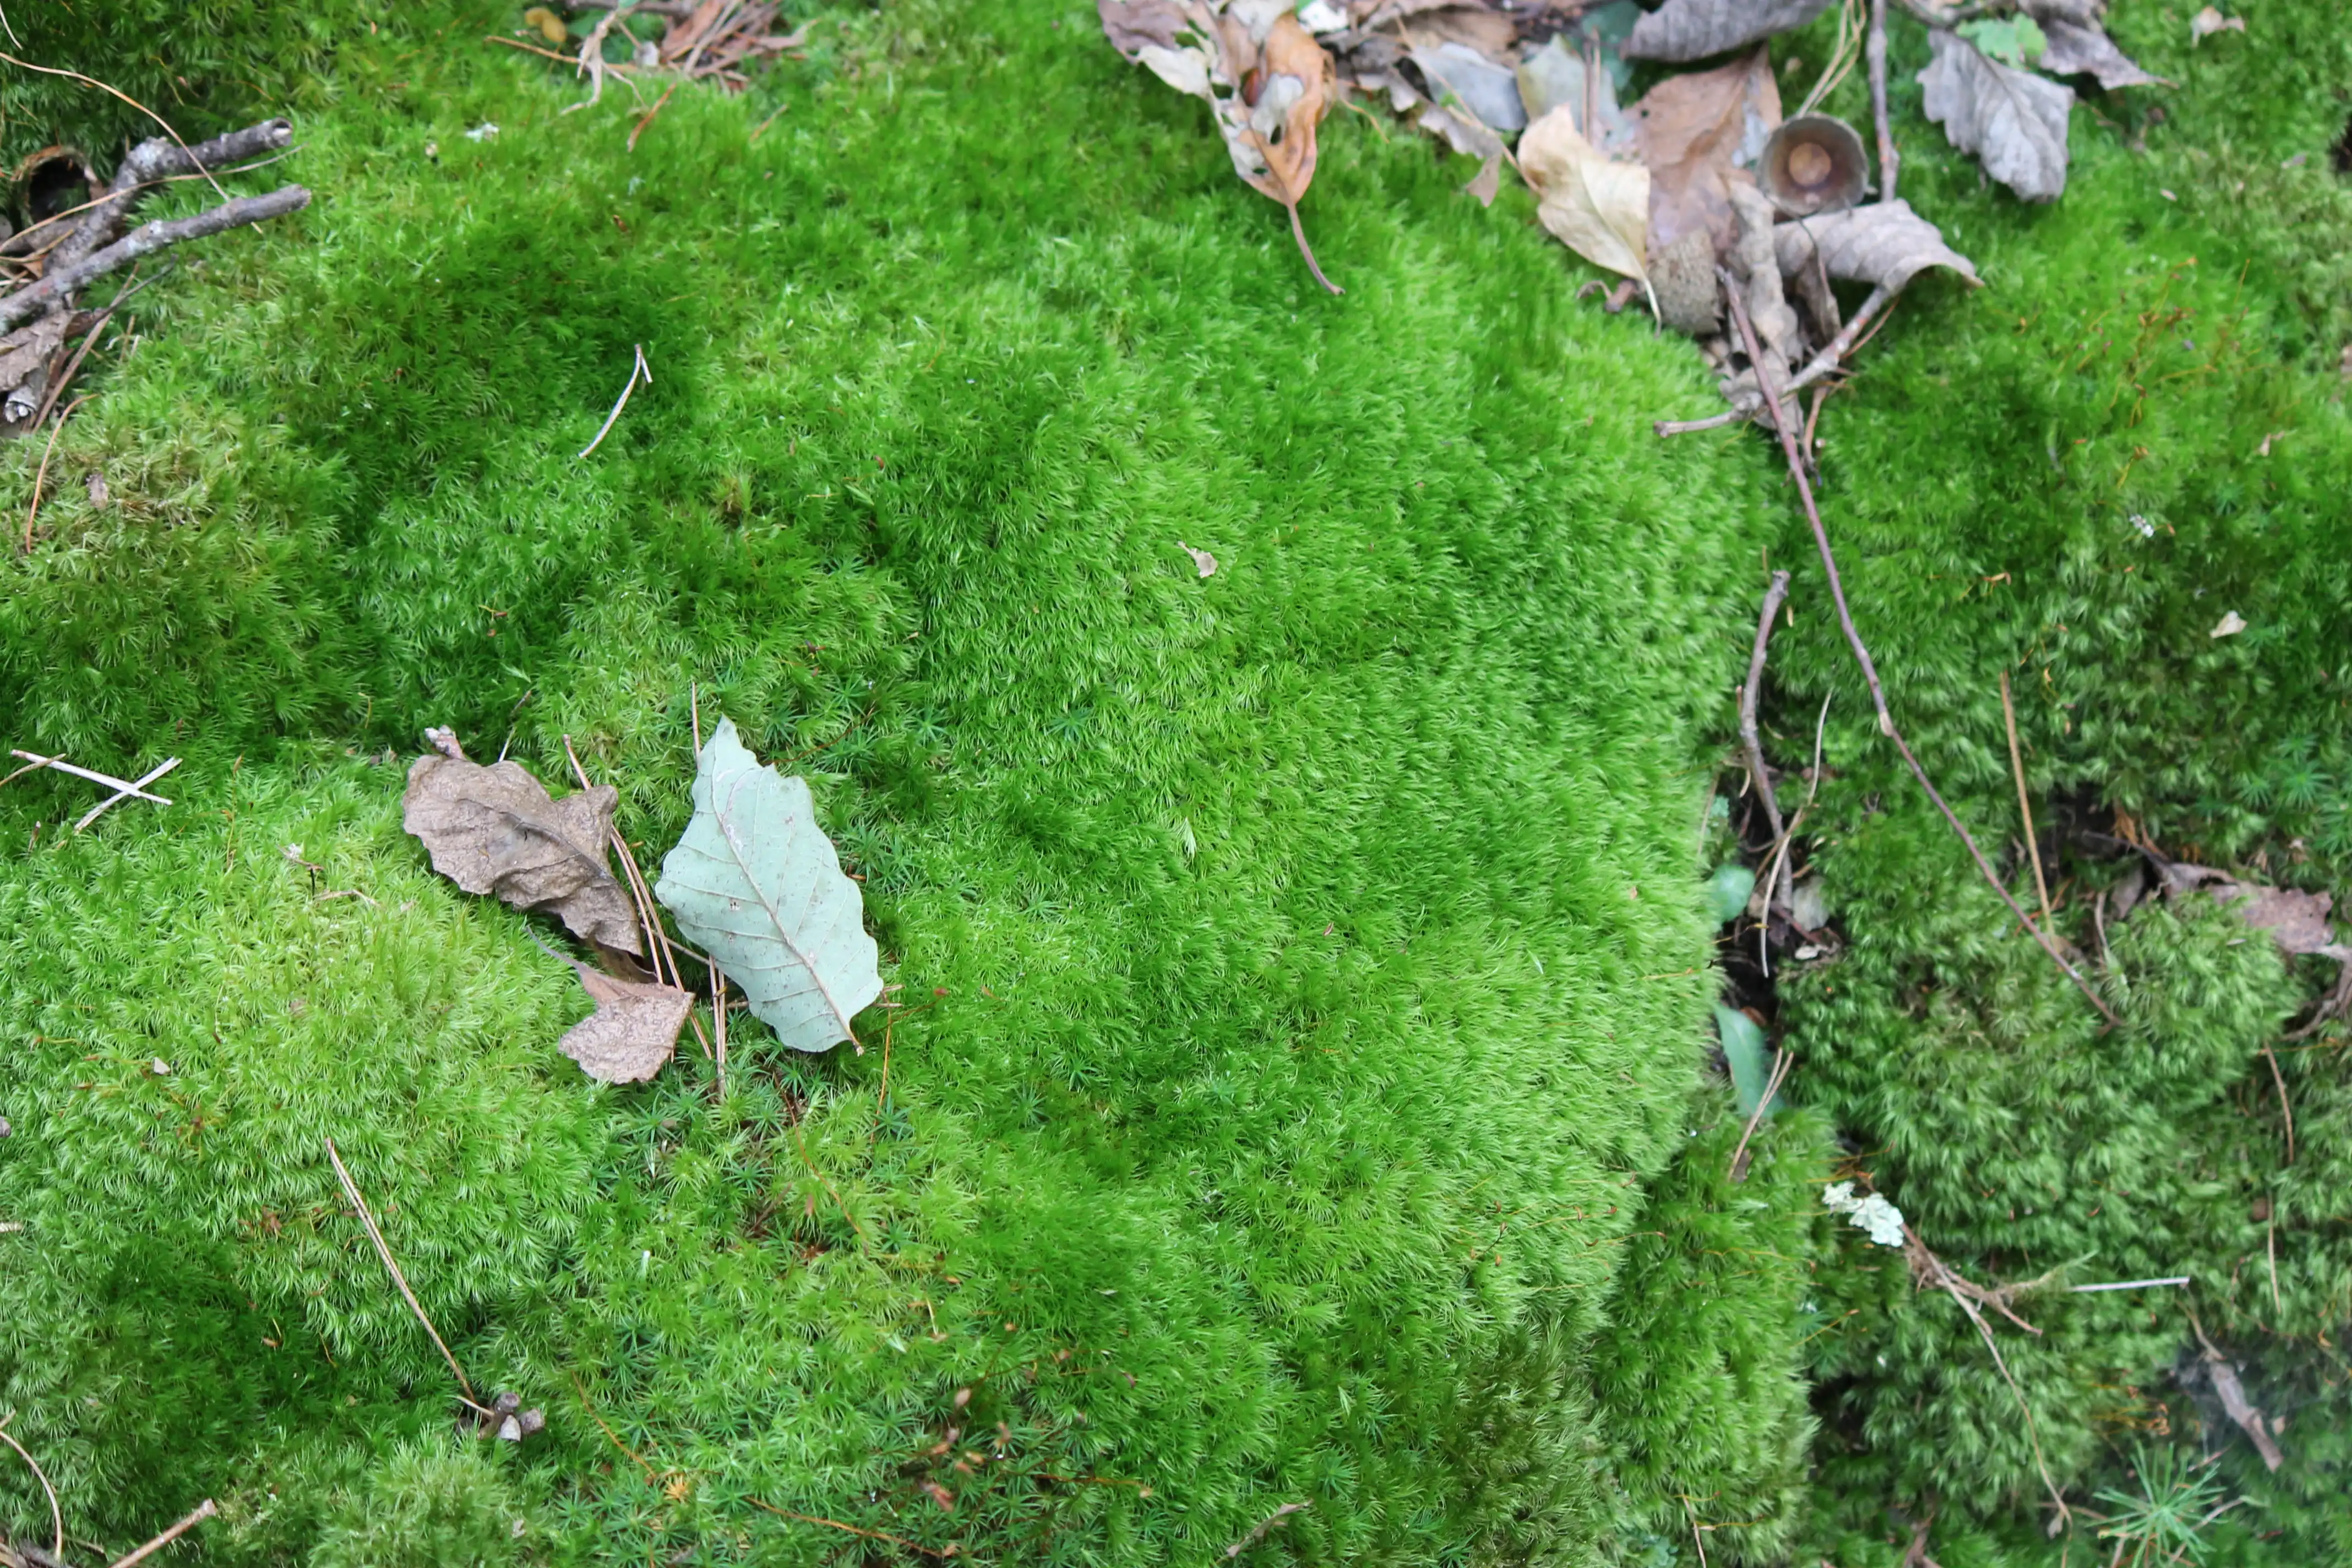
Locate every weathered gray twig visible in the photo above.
<box><xmin>75</xmin><ymin>756</ymin><xmax>182</xmax><ymax>832</ymax></box>
<box><xmin>1788</xmin><ymin>283</ymin><xmax>1897</xmax><ymax>394</ymax></box>
<box><xmin>1728</xmin><ymin>1045</ymin><xmax>1794</xmax><ymax>1183</ymax></box>
<box><xmin>1656</xmin><ymin>407</ymin><xmax>1746</xmax><ymax>437</ymax></box>
<box><xmin>2260</xmin><ymin>1045</ymin><xmax>2295</xmax><ymax>1164</ymax></box>
<box><xmin>107</xmin><ymin>1498</ymin><xmax>218</xmax><ymax>1568</ymax></box>
<box><xmin>0</xmin><ymin>1416</ymin><xmax>63</xmax><ymax>1559</ymax></box>
<box><xmin>1740</xmin><ymin>572</ymin><xmax>1795</xmax><ymax>921</ymax></box>
<box><xmin>1226</xmin><ymin>1501</ymin><xmax>1308</xmax><ymax>1559</ymax></box>
<box><xmin>48</xmin><ymin>119</ymin><xmax>292</xmax><ymax>275</ymax></box>
<box><xmin>7</xmin><ymin>750</ymin><xmax>175</xmax><ymax>807</ymax></box>
<box><xmin>1905</xmin><ymin>1227</ymin><xmax>2072</xmax><ymax>1526</ymax></box>
<box><xmin>323</xmin><ymin>1136</ymin><xmax>486</xmax><ymax>1411</ymax></box>
<box><xmin>21</xmin><ymin>394</ymin><xmax>83</xmax><ymax>548</ymax></box>
<box><xmin>1720</xmin><ymin>274</ymin><xmax>2121</xmax><ymax>1027</ymax></box>
<box><xmin>2067</xmin><ymin>1276</ymin><xmax>2188</xmax><ymax>1293</ymax></box>
<box><xmin>1868</xmin><ymin>0</ymin><xmax>1898</xmax><ymax>203</ymax></box>
<box><xmin>0</xmin><ymin>187</ymin><xmax>311</xmax><ymax>333</ymax></box>
<box><xmin>1999</xmin><ymin>670</ymin><xmax>2054</xmax><ymax>929</ymax></box>
<box><xmin>578</xmin><ymin>342</ymin><xmax>651</xmax><ymax>458</ymax></box>
<box><xmin>2190</xmin><ymin>1316</ymin><xmax>2284</xmax><ymax>1471</ymax></box>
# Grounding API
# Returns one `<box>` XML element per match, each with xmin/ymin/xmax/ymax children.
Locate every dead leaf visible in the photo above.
<box><xmin>1385</xmin><ymin>5</ymin><xmax>1516</xmax><ymax>61</ymax></box>
<box><xmin>0</xmin><ymin>312</ymin><xmax>67</xmax><ymax>420</ymax></box>
<box><xmin>556</xmin><ymin>960</ymin><xmax>693</xmax><ymax>1083</ymax></box>
<box><xmin>1462</xmin><ymin>150</ymin><xmax>1502</xmax><ymax>207</ymax></box>
<box><xmin>2188</xmin><ymin>6</ymin><xmax>2245</xmax><ymax>42</ymax></box>
<box><xmin>1409</xmin><ymin>40</ymin><xmax>1525</xmax><ymax>132</ymax></box>
<box><xmin>1772</xmin><ymin>198</ymin><xmax>1982</xmax><ymax>292</ymax></box>
<box><xmin>1918</xmin><ymin>29</ymin><xmax>2072</xmax><ymax>202</ymax></box>
<box><xmin>1520</xmin><ymin>106</ymin><xmax>1651</xmax><ymax>284</ymax></box>
<box><xmin>1633</xmin><ymin>47</ymin><xmax>1781</xmax><ymax>260</ymax></box>
<box><xmin>1516</xmin><ymin>35</ymin><xmax>1637</xmax><ymax>155</ymax></box>
<box><xmin>1624</xmin><ymin>0</ymin><xmax>1833</xmax><ymax>64</ymax></box>
<box><xmin>2211</xmin><ymin>609</ymin><xmax>2247</xmax><ymax>638</ymax></box>
<box><xmin>402</xmin><ymin>753</ymin><xmax>643</xmax><ymax>954</ymax></box>
<box><xmin>85</xmin><ymin>471</ymin><xmax>107</xmax><ymax>509</ymax></box>
<box><xmin>2147</xmin><ymin>854</ymin><xmax>2349</xmax><ymax>962</ymax></box>
<box><xmin>1181</xmin><ymin>541</ymin><xmax>1219</xmax><ymax>576</ymax></box>
<box><xmin>2032</xmin><ymin>18</ymin><xmax>2164</xmax><ymax>90</ymax></box>
<box><xmin>1417</xmin><ymin>102</ymin><xmax>1505</xmax><ymax>161</ymax></box>
<box><xmin>1098</xmin><ymin>2</ymin><xmax>1343</xmax><ymax>293</ymax></box>
<box><xmin>522</xmin><ymin>6</ymin><xmax>569</xmax><ymax>45</ymax></box>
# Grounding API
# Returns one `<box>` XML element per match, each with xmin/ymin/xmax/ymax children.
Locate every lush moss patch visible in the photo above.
<box><xmin>0</xmin><ymin>3</ymin><xmax>1792</xmax><ymax>1562</ymax></box>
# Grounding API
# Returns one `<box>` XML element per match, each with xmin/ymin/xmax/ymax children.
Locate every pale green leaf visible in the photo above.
<box><xmin>655</xmin><ymin>718</ymin><xmax>883</xmax><ymax>1053</ymax></box>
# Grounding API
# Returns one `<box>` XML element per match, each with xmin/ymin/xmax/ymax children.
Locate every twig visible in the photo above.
<box><xmin>30</xmin><ymin>269</ymin><xmax>160</xmax><ymax>434</ymax></box>
<box><xmin>22</xmin><ymin>395</ymin><xmax>85</xmax><ymax>549</ymax></box>
<box><xmin>2266</xmin><ymin>1217</ymin><xmax>2281</xmax><ymax>1316</ymax></box>
<box><xmin>2000</xmin><ymin>670</ymin><xmax>2054</xmax><ymax>929</ymax></box>
<box><xmin>1755</xmin><ymin>694</ymin><xmax>1835</xmax><ymax>940</ymax></box>
<box><xmin>1740</xmin><ymin>571</ymin><xmax>1795</xmax><ymax>919</ymax></box>
<box><xmin>749</xmin><ymin>100</ymin><xmax>789</xmax><ymax>141</ymax></box>
<box><xmin>578</xmin><ymin>342</ymin><xmax>651</xmax><ymax>458</ymax></box>
<box><xmin>628</xmin><ymin>80</ymin><xmax>679</xmax><ymax>151</ymax></box>
<box><xmin>1868</xmin><ymin>0</ymin><xmax>1898</xmax><ymax>203</ymax></box>
<box><xmin>1728</xmin><ymin>1046</ymin><xmax>1794</xmax><ymax>1183</ymax></box>
<box><xmin>690</xmin><ymin>679</ymin><xmax>703</xmax><ymax>751</ymax></box>
<box><xmin>1656</xmin><ymin>407</ymin><xmax>1746</xmax><ymax>437</ymax></box>
<box><xmin>564</xmin><ymin>1</ymin><xmax>644</xmax><ymax>115</ymax></box>
<box><xmin>567</xmin><ymin>0</ymin><xmax>698</xmax><ymax>13</ymax></box>
<box><xmin>0</xmin><ymin>187</ymin><xmax>312</xmax><ymax>334</ymax></box>
<box><xmin>743</xmin><ymin>1497</ymin><xmax>955</xmax><ymax>1559</ymax></box>
<box><xmin>107</xmin><ymin>1498</ymin><xmax>217</xmax><ymax>1568</ymax></box>
<box><xmin>1226</xmin><ymin>1501</ymin><xmax>1309</xmax><ymax>1559</ymax></box>
<box><xmin>567</xmin><ymin>1368</ymin><xmax>657</xmax><ymax>1481</ymax></box>
<box><xmin>0</xmin><ymin>55</ymin><xmax>228</xmax><ymax>201</ymax></box>
<box><xmin>48</xmin><ymin>118</ymin><xmax>292</xmax><ymax>275</ymax></box>
<box><xmin>75</xmin><ymin>756</ymin><xmax>182</xmax><ymax>832</ymax></box>
<box><xmin>1721</xmin><ymin>276</ymin><xmax>2120</xmax><ymax>1027</ymax></box>
<box><xmin>1788</xmin><ymin>284</ymin><xmax>1900</xmax><ymax>394</ymax></box>
<box><xmin>2188</xmin><ymin>1315</ymin><xmax>2284</xmax><ymax>1471</ymax></box>
<box><xmin>1905</xmin><ymin>1226</ymin><xmax>2072</xmax><ymax>1526</ymax></box>
<box><xmin>2260</xmin><ymin>1045</ymin><xmax>2295</xmax><ymax>1164</ymax></box>
<box><xmin>323</xmin><ymin>1136</ymin><xmax>482</xmax><ymax>1408</ymax></box>
<box><xmin>8</xmin><ymin>750</ymin><xmax>175</xmax><ymax>805</ymax></box>
<box><xmin>2067</xmin><ymin>1276</ymin><xmax>2188</xmax><ymax>1293</ymax></box>
<box><xmin>0</xmin><ymin>1417</ymin><xmax>63</xmax><ymax>1558</ymax></box>
<box><xmin>711</xmin><ymin>959</ymin><xmax>728</xmax><ymax>1097</ymax></box>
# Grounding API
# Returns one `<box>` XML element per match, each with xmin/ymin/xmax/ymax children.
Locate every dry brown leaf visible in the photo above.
<box><xmin>0</xmin><ymin>313</ymin><xmax>68</xmax><ymax>412</ymax></box>
<box><xmin>1919</xmin><ymin>29</ymin><xmax>2072</xmax><ymax>202</ymax></box>
<box><xmin>1098</xmin><ymin>2</ymin><xmax>1343</xmax><ymax>293</ymax></box>
<box><xmin>1772</xmin><ymin>198</ymin><xmax>1981</xmax><ymax>291</ymax></box>
<box><xmin>1462</xmin><ymin>150</ymin><xmax>1502</xmax><ymax>207</ymax></box>
<box><xmin>558</xmin><ymin>962</ymin><xmax>694</xmax><ymax>1083</ymax></box>
<box><xmin>402</xmin><ymin>753</ymin><xmax>643</xmax><ymax>954</ymax></box>
<box><xmin>2150</xmin><ymin>856</ymin><xmax>2349</xmax><ymax>962</ymax></box>
<box><xmin>2032</xmin><ymin>18</ymin><xmax>2163</xmax><ymax>90</ymax></box>
<box><xmin>1624</xmin><ymin>0</ymin><xmax>1832</xmax><ymax>63</ymax></box>
<box><xmin>1634</xmin><ymin>48</ymin><xmax>1781</xmax><ymax>261</ymax></box>
<box><xmin>1520</xmin><ymin>106</ymin><xmax>1651</xmax><ymax>284</ymax></box>
<box><xmin>1383</xmin><ymin>4</ymin><xmax>1515</xmax><ymax>59</ymax></box>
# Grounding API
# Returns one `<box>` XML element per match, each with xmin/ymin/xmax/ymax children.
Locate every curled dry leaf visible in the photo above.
<box><xmin>1097</xmin><ymin>1</ymin><xmax>1343</xmax><ymax>293</ymax></box>
<box><xmin>1516</xmin><ymin>36</ymin><xmax>1637</xmax><ymax>154</ymax></box>
<box><xmin>1633</xmin><ymin>47</ymin><xmax>1780</xmax><ymax>260</ymax></box>
<box><xmin>1919</xmin><ymin>29</ymin><xmax>2072</xmax><ymax>202</ymax></box>
<box><xmin>1181</xmin><ymin>541</ymin><xmax>1219</xmax><ymax>576</ymax></box>
<box><xmin>554</xmin><ymin>960</ymin><xmax>695</xmax><ymax>1084</ymax></box>
<box><xmin>1773</xmin><ymin>197</ymin><xmax>1981</xmax><ymax>291</ymax></box>
<box><xmin>655</xmin><ymin>719</ymin><xmax>884</xmax><ymax>1054</ymax></box>
<box><xmin>1623</xmin><ymin>0</ymin><xmax>1832</xmax><ymax>63</ymax></box>
<box><xmin>1520</xmin><ymin>106</ymin><xmax>1651</xmax><ymax>285</ymax></box>
<box><xmin>2032</xmin><ymin>19</ymin><xmax>2163</xmax><ymax>90</ymax></box>
<box><xmin>402</xmin><ymin>753</ymin><xmax>643</xmax><ymax>954</ymax></box>
<box><xmin>2210</xmin><ymin>609</ymin><xmax>2247</xmax><ymax>638</ymax></box>
<box><xmin>2150</xmin><ymin>856</ymin><xmax>2349</xmax><ymax>962</ymax></box>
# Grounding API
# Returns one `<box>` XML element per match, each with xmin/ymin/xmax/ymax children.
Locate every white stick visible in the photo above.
<box><xmin>578</xmin><ymin>342</ymin><xmax>651</xmax><ymax>458</ymax></box>
<box><xmin>10</xmin><ymin>750</ymin><xmax>176</xmax><ymax>805</ymax></box>
<box><xmin>75</xmin><ymin>755</ymin><xmax>182</xmax><ymax>831</ymax></box>
<box><xmin>2067</xmin><ymin>1275</ymin><xmax>2190</xmax><ymax>1293</ymax></box>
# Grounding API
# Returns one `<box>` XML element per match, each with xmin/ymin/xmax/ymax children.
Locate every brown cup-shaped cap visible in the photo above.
<box><xmin>1761</xmin><ymin>115</ymin><xmax>1869</xmax><ymax>218</ymax></box>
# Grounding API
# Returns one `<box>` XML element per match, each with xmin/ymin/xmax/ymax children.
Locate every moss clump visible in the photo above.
<box><xmin>0</xmin><ymin>2</ymin><xmax>1791</xmax><ymax>1561</ymax></box>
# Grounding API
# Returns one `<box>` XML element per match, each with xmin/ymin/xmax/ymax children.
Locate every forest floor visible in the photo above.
<box><xmin>0</xmin><ymin>2</ymin><xmax>2348</xmax><ymax>1565</ymax></box>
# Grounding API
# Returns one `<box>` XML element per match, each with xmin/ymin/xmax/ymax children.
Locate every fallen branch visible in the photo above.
<box><xmin>48</xmin><ymin>119</ymin><xmax>292</xmax><ymax>277</ymax></box>
<box><xmin>106</xmin><ymin>1498</ymin><xmax>217</xmax><ymax>1568</ymax></box>
<box><xmin>0</xmin><ymin>1417</ymin><xmax>63</xmax><ymax>1560</ymax></box>
<box><xmin>1904</xmin><ymin>1226</ymin><xmax>2072</xmax><ymax>1527</ymax></box>
<box><xmin>1868</xmin><ymin>0</ymin><xmax>1899</xmax><ymax>203</ymax></box>
<box><xmin>1226</xmin><ymin>1501</ymin><xmax>1308</xmax><ymax>1559</ymax></box>
<box><xmin>1740</xmin><ymin>571</ymin><xmax>1795</xmax><ymax>923</ymax></box>
<box><xmin>1720</xmin><ymin>275</ymin><xmax>2120</xmax><ymax>1027</ymax></box>
<box><xmin>1999</xmin><ymin>669</ymin><xmax>2054</xmax><ymax>928</ymax></box>
<box><xmin>323</xmin><ymin>1136</ymin><xmax>488</xmax><ymax>1414</ymax></box>
<box><xmin>1787</xmin><ymin>283</ymin><xmax>1897</xmax><ymax>394</ymax></box>
<box><xmin>75</xmin><ymin>756</ymin><xmax>182</xmax><ymax>832</ymax></box>
<box><xmin>6</xmin><ymin>750</ymin><xmax>176</xmax><ymax>812</ymax></box>
<box><xmin>2189</xmin><ymin>1316</ymin><xmax>2284</xmax><ymax>1472</ymax></box>
<box><xmin>0</xmin><ymin>187</ymin><xmax>311</xmax><ymax>334</ymax></box>
<box><xmin>578</xmin><ymin>342</ymin><xmax>651</xmax><ymax>458</ymax></box>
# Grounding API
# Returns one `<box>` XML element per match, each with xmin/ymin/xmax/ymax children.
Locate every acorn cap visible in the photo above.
<box><xmin>1760</xmin><ymin>116</ymin><xmax>1869</xmax><ymax>219</ymax></box>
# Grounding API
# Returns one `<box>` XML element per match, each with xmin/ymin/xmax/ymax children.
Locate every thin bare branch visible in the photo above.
<box><xmin>1740</xmin><ymin>571</ymin><xmax>1795</xmax><ymax>914</ymax></box>
<box><xmin>76</xmin><ymin>756</ymin><xmax>182</xmax><ymax>832</ymax></box>
<box><xmin>323</xmin><ymin>1136</ymin><xmax>482</xmax><ymax>1407</ymax></box>
<box><xmin>1719</xmin><ymin>273</ymin><xmax>2120</xmax><ymax>1027</ymax></box>
<box><xmin>0</xmin><ymin>187</ymin><xmax>311</xmax><ymax>333</ymax></box>
<box><xmin>1868</xmin><ymin>0</ymin><xmax>1899</xmax><ymax>203</ymax></box>
<box><xmin>578</xmin><ymin>342</ymin><xmax>651</xmax><ymax>458</ymax></box>
<box><xmin>107</xmin><ymin>1498</ymin><xmax>218</xmax><ymax>1568</ymax></box>
<box><xmin>2000</xmin><ymin>670</ymin><xmax>2054</xmax><ymax>928</ymax></box>
<box><xmin>0</xmin><ymin>1417</ymin><xmax>63</xmax><ymax>1559</ymax></box>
